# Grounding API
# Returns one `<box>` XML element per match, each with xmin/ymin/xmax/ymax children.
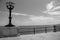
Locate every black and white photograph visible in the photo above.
<box><xmin>0</xmin><ymin>0</ymin><xmax>60</xmax><ymax>40</ymax></box>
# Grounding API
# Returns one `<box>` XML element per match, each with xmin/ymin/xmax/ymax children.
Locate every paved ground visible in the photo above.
<box><xmin>0</xmin><ymin>32</ymin><xmax>60</xmax><ymax>40</ymax></box>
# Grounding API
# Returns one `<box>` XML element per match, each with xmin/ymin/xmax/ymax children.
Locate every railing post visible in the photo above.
<box><xmin>45</xmin><ymin>27</ymin><xmax>47</xmax><ymax>33</ymax></box>
<box><xmin>53</xmin><ymin>25</ymin><xmax>56</xmax><ymax>32</ymax></box>
<box><xmin>34</xmin><ymin>27</ymin><xmax>35</xmax><ymax>34</ymax></box>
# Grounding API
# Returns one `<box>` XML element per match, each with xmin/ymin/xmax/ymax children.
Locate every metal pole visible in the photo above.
<box><xmin>45</xmin><ymin>27</ymin><xmax>47</xmax><ymax>33</ymax></box>
<box><xmin>34</xmin><ymin>27</ymin><xmax>35</xmax><ymax>34</ymax></box>
<box><xmin>53</xmin><ymin>25</ymin><xmax>56</xmax><ymax>32</ymax></box>
<box><xmin>9</xmin><ymin>10</ymin><xmax>12</xmax><ymax>25</ymax></box>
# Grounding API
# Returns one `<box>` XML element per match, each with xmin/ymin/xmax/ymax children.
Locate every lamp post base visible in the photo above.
<box><xmin>5</xmin><ymin>24</ymin><xmax>15</xmax><ymax>27</ymax></box>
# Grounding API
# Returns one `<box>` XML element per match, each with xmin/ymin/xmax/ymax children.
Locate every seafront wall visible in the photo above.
<box><xmin>0</xmin><ymin>25</ymin><xmax>60</xmax><ymax>37</ymax></box>
<box><xmin>0</xmin><ymin>26</ymin><xmax>18</xmax><ymax>37</ymax></box>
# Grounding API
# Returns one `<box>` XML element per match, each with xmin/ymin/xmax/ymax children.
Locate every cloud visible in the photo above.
<box><xmin>46</xmin><ymin>1</ymin><xmax>54</xmax><ymax>10</ymax></box>
<box><xmin>23</xmin><ymin>16</ymin><xmax>60</xmax><ymax>25</ymax></box>
<box><xmin>12</xmin><ymin>13</ymin><xmax>28</xmax><ymax>16</ymax></box>
<box><xmin>12</xmin><ymin>12</ymin><xmax>55</xmax><ymax>21</ymax></box>
<box><xmin>41</xmin><ymin>0</ymin><xmax>60</xmax><ymax>16</ymax></box>
<box><xmin>42</xmin><ymin>1</ymin><xmax>55</xmax><ymax>13</ymax></box>
<box><xmin>12</xmin><ymin>12</ymin><xmax>59</xmax><ymax>25</ymax></box>
<box><xmin>48</xmin><ymin>11</ymin><xmax>60</xmax><ymax>15</ymax></box>
<box><xmin>12</xmin><ymin>12</ymin><xmax>35</xmax><ymax>17</ymax></box>
<box><xmin>52</xmin><ymin>6</ymin><xmax>60</xmax><ymax>11</ymax></box>
<box><xmin>11</xmin><ymin>12</ymin><xmax>60</xmax><ymax>25</ymax></box>
<box><xmin>29</xmin><ymin>16</ymin><xmax>54</xmax><ymax>21</ymax></box>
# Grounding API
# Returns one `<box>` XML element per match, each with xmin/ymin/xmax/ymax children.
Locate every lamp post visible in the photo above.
<box><xmin>5</xmin><ymin>1</ymin><xmax>15</xmax><ymax>27</ymax></box>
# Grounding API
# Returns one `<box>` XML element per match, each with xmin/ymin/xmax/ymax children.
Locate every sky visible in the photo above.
<box><xmin>0</xmin><ymin>0</ymin><xmax>60</xmax><ymax>26</ymax></box>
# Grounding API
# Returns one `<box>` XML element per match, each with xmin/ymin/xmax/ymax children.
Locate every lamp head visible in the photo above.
<box><xmin>6</xmin><ymin>1</ymin><xmax>15</xmax><ymax>10</ymax></box>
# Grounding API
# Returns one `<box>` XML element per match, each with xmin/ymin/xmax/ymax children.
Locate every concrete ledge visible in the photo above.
<box><xmin>0</xmin><ymin>27</ymin><xmax>18</xmax><ymax>37</ymax></box>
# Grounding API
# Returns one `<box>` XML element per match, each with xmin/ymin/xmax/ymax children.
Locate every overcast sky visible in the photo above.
<box><xmin>0</xmin><ymin>0</ymin><xmax>60</xmax><ymax>26</ymax></box>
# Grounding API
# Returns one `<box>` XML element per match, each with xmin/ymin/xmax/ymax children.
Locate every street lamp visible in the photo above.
<box><xmin>5</xmin><ymin>1</ymin><xmax>15</xmax><ymax>27</ymax></box>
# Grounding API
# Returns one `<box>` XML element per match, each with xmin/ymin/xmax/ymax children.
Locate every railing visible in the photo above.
<box><xmin>17</xmin><ymin>25</ymin><xmax>59</xmax><ymax>35</ymax></box>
